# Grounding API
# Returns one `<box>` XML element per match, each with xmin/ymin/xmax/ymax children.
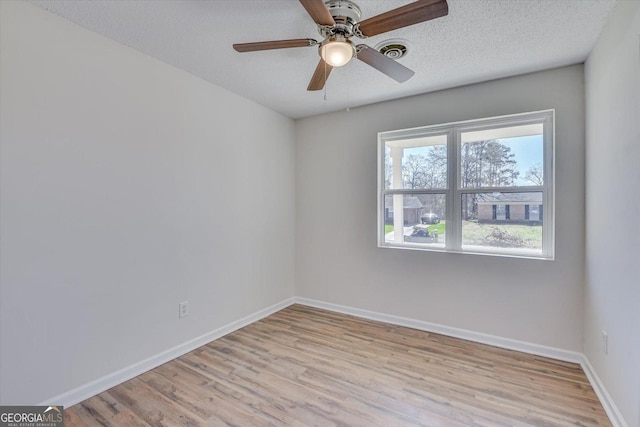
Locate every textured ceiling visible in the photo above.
<box><xmin>30</xmin><ymin>0</ymin><xmax>616</xmax><ymax>119</ymax></box>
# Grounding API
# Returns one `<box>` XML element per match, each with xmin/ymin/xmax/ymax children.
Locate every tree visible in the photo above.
<box><xmin>460</xmin><ymin>140</ymin><xmax>519</xmax><ymax>219</ymax></box>
<box><xmin>424</xmin><ymin>145</ymin><xmax>447</xmax><ymax>189</ymax></box>
<box><xmin>483</xmin><ymin>142</ymin><xmax>519</xmax><ymax>186</ymax></box>
<box><xmin>402</xmin><ymin>153</ymin><xmax>428</xmax><ymax>189</ymax></box>
<box><xmin>524</xmin><ymin>163</ymin><xmax>543</xmax><ymax>186</ymax></box>
<box><xmin>461</xmin><ymin>140</ymin><xmax>518</xmax><ymax>188</ymax></box>
<box><xmin>400</xmin><ymin>146</ymin><xmax>447</xmax><ymax>190</ymax></box>
<box><xmin>391</xmin><ymin>142</ymin><xmax>520</xmax><ymax>220</ymax></box>
<box><xmin>397</xmin><ymin>147</ymin><xmax>446</xmax><ymax>216</ymax></box>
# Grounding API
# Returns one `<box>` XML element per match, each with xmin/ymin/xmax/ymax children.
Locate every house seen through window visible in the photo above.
<box><xmin>378</xmin><ymin>110</ymin><xmax>554</xmax><ymax>259</ymax></box>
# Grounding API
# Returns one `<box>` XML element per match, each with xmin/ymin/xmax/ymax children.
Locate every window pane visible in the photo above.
<box><xmin>461</xmin><ymin>192</ymin><xmax>543</xmax><ymax>255</ymax></box>
<box><xmin>385</xmin><ymin>135</ymin><xmax>447</xmax><ymax>190</ymax></box>
<box><xmin>384</xmin><ymin>194</ymin><xmax>445</xmax><ymax>248</ymax></box>
<box><xmin>460</xmin><ymin>124</ymin><xmax>543</xmax><ymax>188</ymax></box>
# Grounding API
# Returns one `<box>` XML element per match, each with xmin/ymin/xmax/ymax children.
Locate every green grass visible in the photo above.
<box><xmin>425</xmin><ymin>221</ymin><xmax>446</xmax><ymax>235</ymax></box>
<box><xmin>461</xmin><ymin>221</ymin><xmax>542</xmax><ymax>249</ymax></box>
<box><xmin>386</xmin><ymin>220</ymin><xmax>541</xmax><ymax>250</ymax></box>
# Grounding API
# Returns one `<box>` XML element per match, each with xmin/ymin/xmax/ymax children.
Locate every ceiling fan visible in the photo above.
<box><xmin>232</xmin><ymin>0</ymin><xmax>449</xmax><ymax>91</ymax></box>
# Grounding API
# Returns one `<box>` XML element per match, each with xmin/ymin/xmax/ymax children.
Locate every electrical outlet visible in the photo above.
<box><xmin>179</xmin><ymin>301</ymin><xmax>189</xmax><ymax>319</ymax></box>
<box><xmin>602</xmin><ymin>330</ymin><xmax>608</xmax><ymax>355</ymax></box>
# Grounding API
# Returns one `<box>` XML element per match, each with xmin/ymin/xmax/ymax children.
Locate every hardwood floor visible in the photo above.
<box><xmin>65</xmin><ymin>304</ymin><xmax>611</xmax><ymax>426</ymax></box>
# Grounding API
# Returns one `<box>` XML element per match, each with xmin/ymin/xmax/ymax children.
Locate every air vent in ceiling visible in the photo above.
<box><xmin>375</xmin><ymin>40</ymin><xmax>409</xmax><ymax>60</ymax></box>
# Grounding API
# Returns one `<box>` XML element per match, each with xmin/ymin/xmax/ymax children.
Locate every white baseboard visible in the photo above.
<box><xmin>294</xmin><ymin>297</ymin><xmax>582</xmax><ymax>363</ymax></box>
<box><xmin>294</xmin><ymin>297</ymin><xmax>626</xmax><ymax>427</ymax></box>
<box><xmin>580</xmin><ymin>355</ymin><xmax>628</xmax><ymax>427</ymax></box>
<box><xmin>41</xmin><ymin>295</ymin><xmax>625</xmax><ymax>427</ymax></box>
<box><xmin>40</xmin><ymin>297</ymin><xmax>296</xmax><ymax>408</ymax></box>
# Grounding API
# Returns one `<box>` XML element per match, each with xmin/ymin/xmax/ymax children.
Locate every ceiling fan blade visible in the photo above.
<box><xmin>233</xmin><ymin>39</ymin><xmax>317</xmax><ymax>52</ymax></box>
<box><xmin>299</xmin><ymin>0</ymin><xmax>336</xmax><ymax>26</ymax></box>
<box><xmin>356</xmin><ymin>45</ymin><xmax>414</xmax><ymax>83</ymax></box>
<box><xmin>355</xmin><ymin>0</ymin><xmax>448</xmax><ymax>37</ymax></box>
<box><xmin>307</xmin><ymin>59</ymin><xmax>333</xmax><ymax>91</ymax></box>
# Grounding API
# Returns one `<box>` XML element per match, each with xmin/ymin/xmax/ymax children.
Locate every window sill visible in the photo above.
<box><xmin>378</xmin><ymin>243</ymin><xmax>554</xmax><ymax>261</ymax></box>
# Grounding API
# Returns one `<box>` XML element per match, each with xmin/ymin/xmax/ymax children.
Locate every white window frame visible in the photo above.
<box><xmin>377</xmin><ymin>110</ymin><xmax>555</xmax><ymax>260</ymax></box>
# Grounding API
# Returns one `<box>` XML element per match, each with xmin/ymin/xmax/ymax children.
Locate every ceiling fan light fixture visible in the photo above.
<box><xmin>320</xmin><ymin>36</ymin><xmax>355</xmax><ymax>67</ymax></box>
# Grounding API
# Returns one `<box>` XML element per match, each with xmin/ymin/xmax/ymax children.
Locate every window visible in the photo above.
<box><xmin>378</xmin><ymin>110</ymin><xmax>554</xmax><ymax>259</ymax></box>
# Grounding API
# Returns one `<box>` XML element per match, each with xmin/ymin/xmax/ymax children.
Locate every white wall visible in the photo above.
<box><xmin>584</xmin><ymin>2</ymin><xmax>640</xmax><ymax>426</ymax></box>
<box><xmin>296</xmin><ymin>65</ymin><xmax>585</xmax><ymax>351</ymax></box>
<box><xmin>0</xmin><ymin>1</ymin><xmax>295</xmax><ymax>405</ymax></box>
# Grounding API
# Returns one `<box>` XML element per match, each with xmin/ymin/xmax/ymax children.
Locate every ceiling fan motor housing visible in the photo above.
<box><xmin>320</xmin><ymin>0</ymin><xmax>362</xmax><ymax>38</ymax></box>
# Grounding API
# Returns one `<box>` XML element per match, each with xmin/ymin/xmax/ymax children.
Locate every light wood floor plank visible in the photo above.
<box><xmin>65</xmin><ymin>305</ymin><xmax>611</xmax><ymax>426</ymax></box>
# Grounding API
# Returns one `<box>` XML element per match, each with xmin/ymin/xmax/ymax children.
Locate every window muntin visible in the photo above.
<box><xmin>378</xmin><ymin>110</ymin><xmax>554</xmax><ymax>259</ymax></box>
